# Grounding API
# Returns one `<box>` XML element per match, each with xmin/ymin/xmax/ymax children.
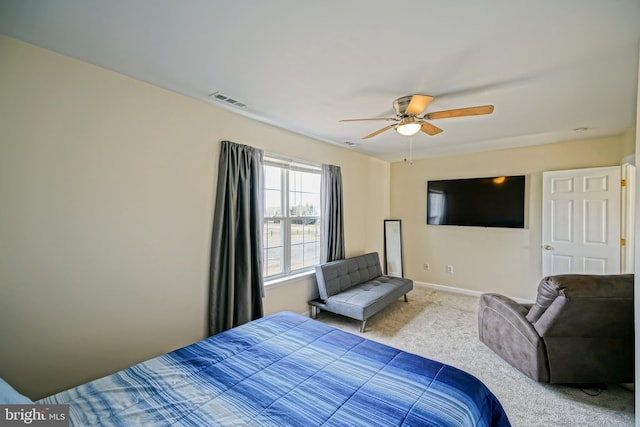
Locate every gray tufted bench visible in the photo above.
<box><xmin>309</xmin><ymin>252</ymin><xmax>413</xmax><ymax>332</ymax></box>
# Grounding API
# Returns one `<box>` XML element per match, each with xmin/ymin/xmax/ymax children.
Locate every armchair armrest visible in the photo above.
<box><xmin>479</xmin><ymin>294</ymin><xmax>539</xmax><ymax>346</ymax></box>
<box><xmin>478</xmin><ymin>293</ymin><xmax>549</xmax><ymax>382</ymax></box>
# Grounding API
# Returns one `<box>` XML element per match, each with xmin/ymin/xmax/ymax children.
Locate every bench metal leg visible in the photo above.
<box><xmin>404</xmin><ymin>294</ymin><xmax>408</xmax><ymax>303</ymax></box>
<box><xmin>360</xmin><ymin>319</ymin><xmax>367</xmax><ymax>333</ymax></box>
<box><xmin>310</xmin><ymin>305</ymin><xmax>319</xmax><ymax>319</ymax></box>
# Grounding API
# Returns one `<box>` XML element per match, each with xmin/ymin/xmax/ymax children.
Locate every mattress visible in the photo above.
<box><xmin>40</xmin><ymin>312</ymin><xmax>510</xmax><ymax>426</ymax></box>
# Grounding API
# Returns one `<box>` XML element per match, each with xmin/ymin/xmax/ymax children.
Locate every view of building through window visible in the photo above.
<box><xmin>263</xmin><ymin>159</ymin><xmax>321</xmax><ymax>278</ymax></box>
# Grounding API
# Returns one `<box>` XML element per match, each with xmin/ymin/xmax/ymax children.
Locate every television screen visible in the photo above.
<box><xmin>427</xmin><ymin>175</ymin><xmax>525</xmax><ymax>228</ymax></box>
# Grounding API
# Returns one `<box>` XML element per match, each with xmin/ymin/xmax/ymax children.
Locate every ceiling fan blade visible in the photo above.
<box><xmin>424</xmin><ymin>105</ymin><xmax>494</xmax><ymax>120</ymax></box>
<box><xmin>420</xmin><ymin>121</ymin><xmax>443</xmax><ymax>136</ymax></box>
<box><xmin>339</xmin><ymin>117</ymin><xmax>397</xmax><ymax>122</ymax></box>
<box><xmin>363</xmin><ymin>124</ymin><xmax>396</xmax><ymax>139</ymax></box>
<box><xmin>405</xmin><ymin>95</ymin><xmax>434</xmax><ymax>116</ymax></box>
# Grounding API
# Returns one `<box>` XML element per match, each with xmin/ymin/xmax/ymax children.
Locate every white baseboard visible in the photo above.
<box><xmin>414</xmin><ymin>281</ymin><xmax>535</xmax><ymax>305</ymax></box>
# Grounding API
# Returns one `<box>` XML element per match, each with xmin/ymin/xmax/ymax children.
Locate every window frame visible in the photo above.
<box><xmin>263</xmin><ymin>156</ymin><xmax>322</xmax><ymax>281</ymax></box>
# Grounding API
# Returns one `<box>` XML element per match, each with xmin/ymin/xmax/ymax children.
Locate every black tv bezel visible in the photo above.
<box><xmin>426</xmin><ymin>175</ymin><xmax>526</xmax><ymax>229</ymax></box>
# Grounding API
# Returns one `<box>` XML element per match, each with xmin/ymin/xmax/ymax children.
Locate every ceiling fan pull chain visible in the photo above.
<box><xmin>404</xmin><ymin>135</ymin><xmax>414</xmax><ymax>165</ymax></box>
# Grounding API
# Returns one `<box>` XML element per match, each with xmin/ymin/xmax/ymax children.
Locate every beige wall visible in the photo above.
<box><xmin>391</xmin><ymin>136</ymin><xmax>632</xmax><ymax>300</ymax></box>
<box><xmin>0</xmin><ymin>36</ymin><xmax>389</xmax><ymax>399</ymax></box>
<box><xmin>622</xmin><ymin>126</ymin><xmax>637</xmax><ymax>156</ymax></box>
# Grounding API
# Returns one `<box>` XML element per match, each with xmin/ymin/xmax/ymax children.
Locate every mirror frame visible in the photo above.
<box><xmin>384</xmin><ymin>219</ymin><xmax>404</xmax><ymax>277</ymax></box>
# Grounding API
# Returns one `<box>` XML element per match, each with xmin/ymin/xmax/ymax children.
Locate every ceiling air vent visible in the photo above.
<box><xmin>208</xmin><ymin>91</ymin><xmax>246</xmax><ymax>108</ymax></box>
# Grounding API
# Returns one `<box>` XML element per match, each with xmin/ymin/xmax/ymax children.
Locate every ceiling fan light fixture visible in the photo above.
<box><xmin>340</xmin><ymin>95</ymin><xmax>494</xmax><ymax>140</ymax></box>
<box><xmin>396</xmin><ymin>120</ymin><xmax>422</xmax><ymax>136</ymax></box>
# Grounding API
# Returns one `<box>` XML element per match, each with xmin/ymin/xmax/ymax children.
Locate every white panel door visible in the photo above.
<box><xmin>542</xmin><ymin>166</ymin><xmax>621</xmax><ymax>276</ymax></box>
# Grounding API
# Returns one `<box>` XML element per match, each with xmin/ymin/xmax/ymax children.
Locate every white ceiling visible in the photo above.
<box><xmin>1</xmin><ymin>1</ymin><xmax>639</xmax><ymax>162</ymax></box>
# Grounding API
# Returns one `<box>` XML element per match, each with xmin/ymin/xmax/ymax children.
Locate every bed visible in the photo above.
<box><xmin>39</xmin><ymin>312</ymin><xmax>510</xmax><ymax>426</ymax></box>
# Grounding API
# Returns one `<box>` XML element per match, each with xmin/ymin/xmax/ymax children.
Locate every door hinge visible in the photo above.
<box><xmin>621</xmin><ymin>179</ymin><xmax>626</xmax><ymax>187</ymax></box>
<box><xmin>621</xmin><ymin>238</ymin><xmax>626</xmax><ymax>246</ymax></box>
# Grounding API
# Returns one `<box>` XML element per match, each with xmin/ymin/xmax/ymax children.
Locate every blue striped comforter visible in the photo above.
<box><xmin>40</xmin><ymin>312</ymin><xmax>510</xmax><ymax>426</ymax></box>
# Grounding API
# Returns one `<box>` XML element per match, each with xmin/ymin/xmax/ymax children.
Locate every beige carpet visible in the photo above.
<box><xmin>315</xmin><ymin>286</ymin><xmax>634</xmax><ymax>427</ymax></box>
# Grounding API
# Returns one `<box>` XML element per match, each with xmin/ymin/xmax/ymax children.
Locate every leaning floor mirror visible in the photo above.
<box><xmin>384</xmin><ymin>219</ymin><xmax>404</xmax><ymax>277</ymax></box>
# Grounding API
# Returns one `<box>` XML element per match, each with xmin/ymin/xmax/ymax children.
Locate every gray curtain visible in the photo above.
<box><xmin>321</xmin><ymin>164</ymin><xmax>345</xmax><ymax>263</ymax></box>
<box><xmin>208</xmin><ymin>140</ymin><xmax>264</xmax><ymax>336</ymax></box>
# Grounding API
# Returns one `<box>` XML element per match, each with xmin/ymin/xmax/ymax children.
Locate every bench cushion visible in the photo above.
<box><xmin>315</xmin><ymin>252</ymin><xmax>383</xmax><ymax>301</ymax></box>
<box><xmin>319</xmin><ymin>276</ymin><xmax>413</xmax><ymax>320</ymax></box>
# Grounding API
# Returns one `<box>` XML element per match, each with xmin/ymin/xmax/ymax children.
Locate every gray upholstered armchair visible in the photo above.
<box><xmin>478</xmin><ymin>274</ymin><xmax>634</xmax><ymax>384</ymax></box>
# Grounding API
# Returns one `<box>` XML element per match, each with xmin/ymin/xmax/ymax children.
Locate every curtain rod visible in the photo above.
<box><xmin>264</xmin><ymin>152</ymin><xmax>322</xmax><ymax>171</ymax></box>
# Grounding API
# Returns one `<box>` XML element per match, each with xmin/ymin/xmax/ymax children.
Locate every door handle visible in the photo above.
<box><xmin>543</xmin><ymin>244</ymin><xmax>554</xmax><ymax>251</ymax></box>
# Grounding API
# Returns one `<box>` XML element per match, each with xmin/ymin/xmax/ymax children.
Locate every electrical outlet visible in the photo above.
<box><xmin>447</xmin><ymin>265</ymin><xmax>454</xmax><ymax>273</ymax></box>
<box><xmin>423</xmin><ymin>263</ymin><xmax>430</xmax><ymax>270</ymax></box>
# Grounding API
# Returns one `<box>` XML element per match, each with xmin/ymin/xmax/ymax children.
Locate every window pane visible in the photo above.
<box><xmin>263</xmin><ymin>220</ymin><xmax>283</xmax><ymax>276</ymax></box>
<box><xmin>289</xmin><ymin>170</ymin><xmax>320</xmax><ymax>217</ymax></box>
<box><xmin>265</xmin><ymin>189</ymin><xmax>282</xmax><ymax>217</ymax></box>
<box><xmin>265</xmin><ymin>247</ymin><xmax>284</xmax><ymax>276</ymax></box>
<box><xmin>264</xmin><ymin>219</ymin><xmax>283</xmax><ymax>247</ymax></box>
<box><xmin>264</xmin><ymin>165</ymin><xmax>281</xmax><ymax>188</ymax></box>
<box><xmin>294</xmin><ymin>170</ymin><xmax>320</xmax><ymax>193</ymax></box>
<box><xmin>291</xmin><ymin>241</ymin><xmax>321</xmax><ymax>271</ymax></box>
<box><xmin>300</xmin><ymin>192</ymin><xmax>320</xmax><ymax>216</ymax></box>
<box><xmin>290</xmin><ymin>219</ymin><xmax>320</xmax><ymax>271</ymax></box>
<box><xmin>264</xmin><ymin>166</ymin><xmax>282</xmax><ymax>217</ymax></box>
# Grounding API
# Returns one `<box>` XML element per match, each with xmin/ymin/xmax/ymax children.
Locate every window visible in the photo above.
<box><xmin>263</xmin><ymin>157</ymin><xmax>321</xmax><ymax>279</ymax></box>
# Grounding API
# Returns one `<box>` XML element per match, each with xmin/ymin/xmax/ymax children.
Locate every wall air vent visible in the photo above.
<box><xmin>208</xmin><ymin>91</ymin><xmax>246</xmax><ymax>108</ymax></box>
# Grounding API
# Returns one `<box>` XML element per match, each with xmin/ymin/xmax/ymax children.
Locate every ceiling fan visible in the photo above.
<box><xmin>340</xmin><ymin>94</ymin><xmax>494</xmax><ymax>139</ymax></box>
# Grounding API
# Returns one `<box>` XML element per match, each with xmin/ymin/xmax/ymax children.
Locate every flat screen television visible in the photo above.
<box><xmin>427</xmin><ymin>175</ymin><xmax>525</xmax><ymax>228</ymax></box>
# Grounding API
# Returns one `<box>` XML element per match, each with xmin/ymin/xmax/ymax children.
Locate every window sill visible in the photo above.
<box><xmin>264</xmin><ymin>269</ymin><xmax>315</xmax><ymax>289</ymax></box>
